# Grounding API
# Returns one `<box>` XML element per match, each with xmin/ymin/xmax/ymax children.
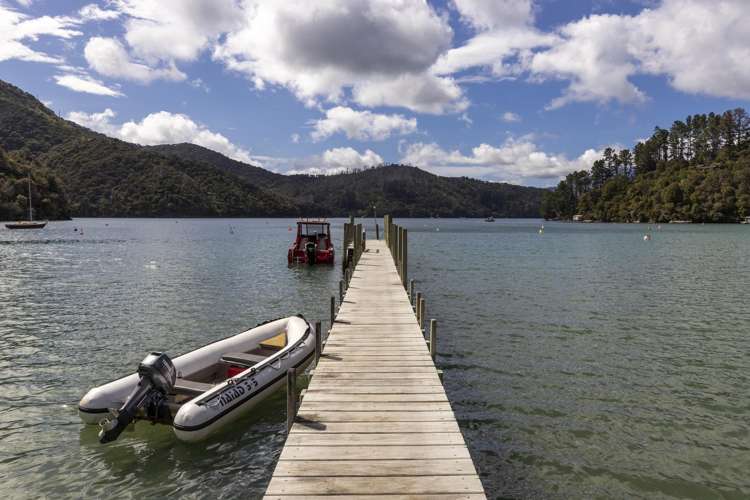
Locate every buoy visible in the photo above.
<box><xmin>73</xmin><ymin>227</ymin><xmax>78</xmax><ymax>232</ymax></box>
<box><xmin>539</xmin><ymin>228</ymin><xmax>544</xmax><ymax>234</ymax></box>
<box><xmin>643</xmin><ymin>234</ymin><xmax>651</xmax><ymax>241</ymax></box>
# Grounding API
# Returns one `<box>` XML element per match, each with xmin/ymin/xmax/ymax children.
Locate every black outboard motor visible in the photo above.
<box><xmin>305</xmin><ymin>241</ymin><xmax>317</xmax><ymax>264</ymax></box>
<box><xmin>98</xmin><ymin>352</ymin><xmax>176</xmax><ymax>444</ymax></box>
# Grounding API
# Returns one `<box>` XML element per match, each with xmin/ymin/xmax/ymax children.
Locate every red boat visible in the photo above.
<box><xmin>288</xmin><ymin>219</ymin><xmax>335</xmax><ymax>265</ymax></box>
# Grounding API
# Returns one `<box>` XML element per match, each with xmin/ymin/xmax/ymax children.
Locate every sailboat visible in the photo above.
<box><xmin>5</xmin><ymin>173</ymin><xmax>47</xmax><ymax>230</ymax></box>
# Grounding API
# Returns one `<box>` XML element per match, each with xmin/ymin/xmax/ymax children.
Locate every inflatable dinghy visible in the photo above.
<box><xmin>79</xmin><ymin>316</ymin><xmax>314</xmax><ymax>443</ymax></box>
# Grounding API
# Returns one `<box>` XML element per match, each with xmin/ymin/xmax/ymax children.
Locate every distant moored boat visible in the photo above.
<box><xmin>5</xmin><ymin>173</ymin><xmax>47</xmax><ymax>230</ymax></box>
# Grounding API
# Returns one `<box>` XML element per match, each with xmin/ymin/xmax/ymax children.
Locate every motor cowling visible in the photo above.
<box><xmin>98</xmin><ymin>352</ymin><xmax>176</xmax><ymax>444</ymax></box>
<box><xmin>305</xmin><ymin>241</ymin><xmax>317</xmax><ymax>264</ymax></box>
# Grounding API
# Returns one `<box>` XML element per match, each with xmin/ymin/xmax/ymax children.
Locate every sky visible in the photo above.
<box><xmin>1</xmin><ymin>0</ymin><xmax>749</xmax><ymax>187</ymax></box>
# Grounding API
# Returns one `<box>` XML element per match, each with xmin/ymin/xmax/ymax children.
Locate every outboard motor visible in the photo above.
<box><xmin>98</xmin><ymin>352</ymin><xmax>176</xmax><ymax>443</ymax></box>
<box><xmin>305</xmin><ymin>241</ymin><xmax>317</xmax><ymax>264</ymax></box>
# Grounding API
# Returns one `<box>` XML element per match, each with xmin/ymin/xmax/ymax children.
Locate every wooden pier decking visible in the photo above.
<box><xmin>265</xmin><ymin>239</ymin><xmax>486</xmax><ymax>499</ymax></box>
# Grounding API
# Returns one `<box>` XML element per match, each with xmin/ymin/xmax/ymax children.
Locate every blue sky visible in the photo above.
<box><xmin>1</xmin><ymin>0</ymin><xmax>749</xmax><ymax>186</ymax></box>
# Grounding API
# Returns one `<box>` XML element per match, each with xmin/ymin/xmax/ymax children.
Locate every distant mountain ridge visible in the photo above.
<box><xmin>0</xmin><ymin>79</ymin><xmax>544</xmax><ymax>218</ymax></box>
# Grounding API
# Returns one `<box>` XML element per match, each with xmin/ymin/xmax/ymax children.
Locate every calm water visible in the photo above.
<box><xmin>1</xmin><ymin>218</ymin><xmax>748</xmax><ymax>499</ymax></box>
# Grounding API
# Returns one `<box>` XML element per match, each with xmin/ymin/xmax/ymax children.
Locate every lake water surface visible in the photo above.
<box><xmin>1</xmin><ymin>218</ymin><xmax>748</xmax><ymax>498</ymax></box>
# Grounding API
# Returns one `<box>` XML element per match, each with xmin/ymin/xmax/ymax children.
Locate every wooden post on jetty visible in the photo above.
<box><xmin>419</xmin><ymin>296</ymin><xmax>426</xmax><ymax>332</ymax></box>
<box><xmin>429</xmin><ymin>319</ymin><xmax>437</xmax><ymax>360</ymax></box>
<box><xmin>266</xmin><ymin>214</ymin><xmax>486</xmax><ymax>498</ymax></box>
<box><xmin>285</xmin><ymin>367</ymin><xmax>296</xmax><ymax>432</ymax></box>
<box><xmin>330</xmin><ymin>295</ymin><xmax>335</xmax><ymax>332</ymax></box>
<box><xmin>314</xmin><ymin>320</ymin><xmax>322</xmax><ymax>364</ymax></box>
<box><xmin>401</xmin><ymin>228</ymin><xmax>408</xmax><ymax>287</ymax></box>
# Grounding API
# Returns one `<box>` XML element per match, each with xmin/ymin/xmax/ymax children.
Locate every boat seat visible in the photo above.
<box><xmin>221</xmin><ymin>352</ymin><xmax>267</xmax><ymax>367</ymax></box>
<box><xmin>260</xmin><ymin>332</ymin><xmax>287</xmax><ymax>350</ymax></box>
<box><xmin>174</xmin><ymin>379</ymin><xmax>214</xmax><ymax>396</ymax></box>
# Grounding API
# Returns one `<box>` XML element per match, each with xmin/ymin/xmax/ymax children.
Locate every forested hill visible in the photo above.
<box><xmin>0</xmin><ymin>78</ymin><xmax>544</xmax><ymax>218</ymax></box>
<box><xmin>542</xmin><ymin>108</ymin><xmax>750</xmax><ymax>222</ymax></box>
<box><xmin>0</xmin><ymin>80</ymin><xmax>296</xmax><ymax>218</ymax></box>
<box><xmin>151</xmin><ymin>143</ymin><xmax>544</xmax><ymax>217</ymax></box>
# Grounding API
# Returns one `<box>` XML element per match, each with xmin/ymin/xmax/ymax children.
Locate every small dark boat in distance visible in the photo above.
<box><xmin>485</xmin><ymin>216</ymin><xmax>495</xmax><ymax>222</ymax></box>
<box><xmin>5</xmin><ymin>173</ymin><xmax>47</xmax><ymax>230</ymax></box>
<box><xmin>288</xmin><ymin>218</ymin><xmax>335</xmax><ymax>265</ymax></box>
<box><xmin>6</xmin><ymin>220</ymin><xmax>47</xmax><ymax>229</ymax></box>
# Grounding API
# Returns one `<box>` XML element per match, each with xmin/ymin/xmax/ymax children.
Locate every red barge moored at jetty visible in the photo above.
<box><xmin>288</xmin><ymin>219</ymin><xmax>335</xmax><ymax>265</ymax></box>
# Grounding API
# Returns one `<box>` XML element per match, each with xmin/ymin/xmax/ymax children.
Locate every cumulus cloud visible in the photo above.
<box><xmin>0</xmin><ymin>5</ymin><xmax>81</xmax><ymax>63</ymax></box>
<box><xmin>352</xmin><ymin>73</ymin><xmax>468</xmax><ymax>114</ymax></box>
<box><xmin>311</xmin><ymin>106</ymin><xmax>417</xmax><ymax>142</ymax></box>
<box><xmin>66</xmin><ymin>108</ymin><xmax>252</xmax><ymax>163</ymax></box>
<box><xmin>84</xmin><ymin>37</ymin><xmax>186</xmax><ymax>83</ymax></box>
<box><xmin>114</xmin><ymin>0</ymin><xmax>241</xmax><ymax>63</ymax></box>
<box><xmin>400</xmin><ymin>137</ymin><xmax>602</xmax><ymax>184</ymax></box>
<box><xmin>434</xmin><ymin>0</ymin><xmax>554</xmax><ymax>77</ymax></box>
<box><xmin>528</xmin><ymin>0</ymin><xmax>750</xmax><ymax>108</ymax></box>
<box><xmin>78</xmin><ymin>4</ymin><xmax>120</xmax><ymax>21</ymax></box>
<box><xmin>287</xmin><ymin>147</ymin><xmax>384</xmax><ymax>175</ymax></box>
<box><xmin>54</xmin><ymin>74</ymin><xmax>123</xmax><ymax>96</ymax></box>
<box><xmin>501</xmin><ymin>111</ymin><xmax>521</xmax><ymax>123</ymax></box>
<box><xmin>214</xmin><ymin>0</ymin><xmax>465</xmax><ymax>114</ymax></box>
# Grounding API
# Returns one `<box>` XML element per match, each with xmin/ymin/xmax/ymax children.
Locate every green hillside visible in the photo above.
<box><xmin>0</xmin><ymin>78</ymin><xmax>544</xmax><ymax>218</ymax></box>
<box><xmin>542</xmin><ymin>109</ymin><xmax>750</xmax><ymax>222</ymax></box>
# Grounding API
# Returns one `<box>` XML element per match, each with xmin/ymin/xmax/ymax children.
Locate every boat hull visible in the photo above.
<box><xmin>5</xmin><ymin>221</ymin><xmax>47</xmax><ymax>229</ymax></box>
<box><xmin>78</xmin><ymin>316</ymin><xmax>314</xmax><ymax>441</ymax></box>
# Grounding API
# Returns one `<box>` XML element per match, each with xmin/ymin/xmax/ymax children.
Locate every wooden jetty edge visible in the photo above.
<box><xmin>265</xmin><ymin>231</ymin><xmax>486</xmax><ymax>498</ymax></box>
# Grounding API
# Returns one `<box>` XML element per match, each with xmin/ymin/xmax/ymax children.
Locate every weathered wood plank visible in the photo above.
<box><xmin>280</xmin><ymin>445</ymin><xmax>471</xmax><ymax>461</ymax></box>
<box><xmin>301</xmin><ymin>392</ymin><xmax>448</xmax><ymax>402</ymax></box>
<box><xmin>266</xmin><ymin>495</ymin><xmax>486</xmax><ymax>500</ymax></box>
<box><xmin>284</xmin><ymin>432</ymin><xmax>465</xmax><ymax>446</ymax></box>
<box><xmin>299</xmin><ymin>402</ymin><xmax>452</xmax><ymax>412</ymax></box>
<box><xmin>313</xmin><ymin>366</ymin><xmax>436</xmax><ymax>374</ymax></box>
<box><xmin>310</xmin><ymin>372</ymin><xmax>439</xmax><ymax>380</ymax></box>
<box><xmin>295</xmin><ymin>411</ymin><xmax>456</xmax><ymax>422</ymax></box>
<box><xmin>265</xmin><ymin>476</ymin><xmax>485</xmax><ymax>496</ymax></box>
<box><xmin>304</xmin><ymin>385</ymin><xmax>445</xmax><ymax>394</ymax></box>
<box><xmin>272</xmin><ymin>459</ymin><xmax>475</xmax><ymax>477</ymax></box>
<box><xmin>290</xmin><ymin>420</ymin><xmax>461</xmax><ymax>434</ymax></box>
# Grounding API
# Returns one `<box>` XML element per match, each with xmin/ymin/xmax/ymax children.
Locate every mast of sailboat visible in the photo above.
<box><xmin>27</xmin><ymin>172</ymin><xmax>33</xmax><ymax>221</ymax></box>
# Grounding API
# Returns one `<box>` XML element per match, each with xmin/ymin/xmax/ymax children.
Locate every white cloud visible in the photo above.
<box><xmin>311</xmin><ymin>106</ymin><xmax>417</xmax><ymax>142</ymax></box>
<box><xmin>114</xmin><ymin>0</ymin><xmax>241</xmax><ymax>63</ymax></box>
<box><xmin>290</xmin><ymin>133</ymin><xmax>301</xmax><ymax>144</ymax></box>
<box><xmin>434</xmin><ymin>0</ymin><xmax>554</xmax><ymax>77</ymax></box>
<box><xmin>84</xmin><ymin>37</ymin><xmax>186</xmax><ymax>83</ymax></box>
<box><xmin>400</xmin><ymin>137</ymin><xmax>602</xmax><ymax>183</ymax></box>
<box><xmin>66</xmin><ymin>109</ymin><xmax>252</xmax><ymax>163</ymax></box>
<box><xmin>189</xmin><ymin>78</ymin><xmax>210</xmax><ymax>92</ymax></box>
<box><xmin>0</xmin><ymin>6</ymin><xmax>82</xmax><ymax>64</ymax></box>
<box><xmin>214</xmin><ymin>0</ymin><xmax>465</xmax><ymax>114</ymax></box>
<box><xmin>287</xmin><ymin>147</ymin><xmax>384</xmax><ymax>175</ymax></box>
<box><xmin>352</xmin><ymin>73</ymin><xmax>468</xmax><ymax>114</ymax></box>
<box><xmin>631</xmin><ymin>0</ymin><xmax>750</xmax><ymax>100</ymax></box>
<box><xmin>501</xmin><ymin>111</ymin><xmax>521</xmax><ymax>123</ymax></box>
<box><xmin>529</xmin><ymin>14</ymin><xmax>646</xmax><ymax>109</ymax></box>
<box><xmin>78</xmin><ymin>4</ymin><xmax>120</xmax><ymax>21</ymax></box>
<box><xmin>54</xmin><ymin>74</ymin><xmax>123</xmax><ymax>96</ymax></box>
<box><xmin>452</xmin><ymin>0</ymin><xmax>534</xmax><ymax>31</ymax></box>
<box><xmin>527</xmin><ymin>0</ymin><xmax>750</xmax><ymax>108</ymax></box>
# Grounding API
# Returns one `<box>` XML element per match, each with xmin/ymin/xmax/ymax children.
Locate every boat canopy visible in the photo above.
<box><xmin>297</xmin><ymin>219</ymin><xmax>330</xmax><ymax>237</ymax></box>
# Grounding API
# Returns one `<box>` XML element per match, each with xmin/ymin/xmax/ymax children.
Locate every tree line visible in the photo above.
<box><xmin>542</xmin><ymin>108</ymin><xmax>750</xmax><ymax>222</ymax></box>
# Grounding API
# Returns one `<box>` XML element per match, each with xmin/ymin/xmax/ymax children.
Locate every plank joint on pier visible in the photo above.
<box><xmin>265</xmin><ymin>238</ymin><xmax>486</xmax><ymax>499</ymax></box>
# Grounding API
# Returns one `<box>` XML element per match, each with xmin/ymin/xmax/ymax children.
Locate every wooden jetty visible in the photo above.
<box><xmin>265</xmin><ymin>223</ymin><xmax>486</xmax><ymax>498</ymax></box>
